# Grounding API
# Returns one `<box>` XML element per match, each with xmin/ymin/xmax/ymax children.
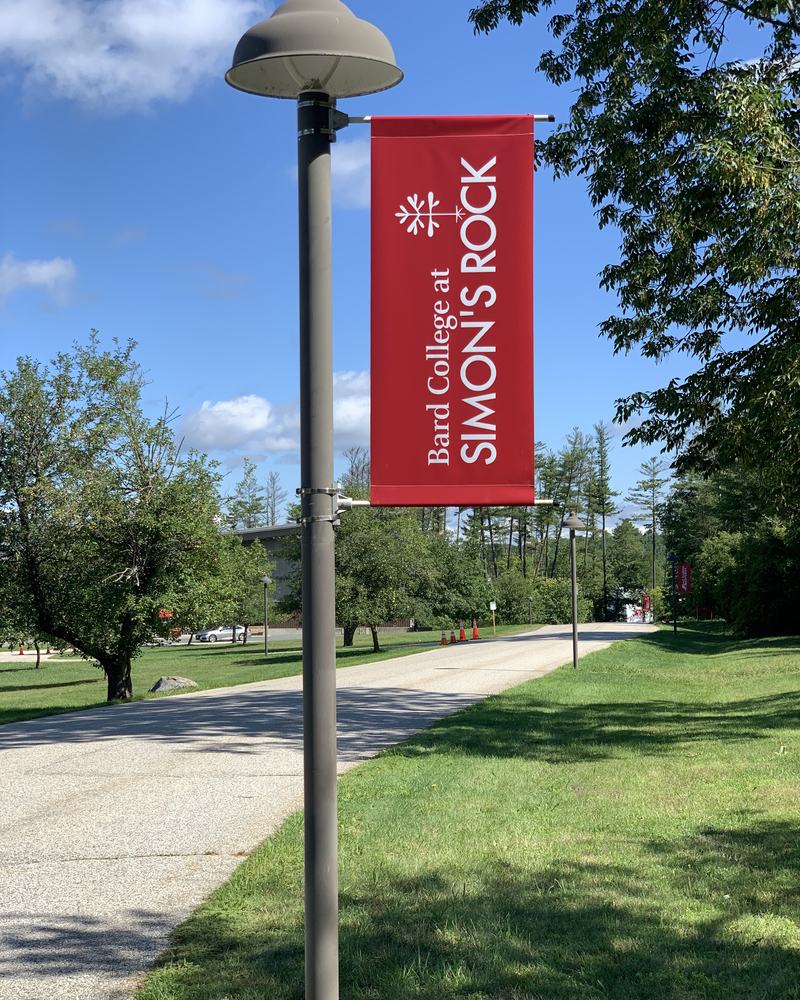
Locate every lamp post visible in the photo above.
<box><xmin>667</xmin><ymin>551</ymin><xmax>679</xmax><ymax>636</ymax></box>
<box><xmin>562</xmin><ymin>512</ymin><xmax>585</xmax><ymax>670</ymax></box>
<box><xmin>226</xmin><ymin>5</ymin><xmax>402</xmax><ymax>998</ymax></box>
<box><xmin>528</xmin><ymin>594</ymin><xmax>533</xmax><ymax>626</ymax></box>
<box><xmin>260</xmin><ymin>575</ymin><xmax>272</xmax><ymax>656</ymax></box>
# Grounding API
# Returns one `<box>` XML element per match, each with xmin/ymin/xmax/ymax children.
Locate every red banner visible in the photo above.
<box><xmin>643</xmin><ymin>594</ymin><xmax>651</xmax><ymax>611</ymax></box>
<box><xmin>370</xmin><ymin>116</ymin><xmax>535</xmax><ymax>506</ymax></box>
<box><xmin>677</xmin><ymin>563</ymin><xmax>691</xmax><ymax>594</ymax></box>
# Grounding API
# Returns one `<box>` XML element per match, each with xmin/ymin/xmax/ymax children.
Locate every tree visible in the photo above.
<box><xmin>608</xmin><ymin>519</ymin><xmax>650</xmax><ymax>593</ymax></box>
<box><xmin>222</xmin><ymin>540</ymin><xmax>274</xmax><ymax>643</ymax></box>
<box><xmin>0</xmin><ymin>337</ymin><xmax>227</xmax><ymax>701</ymax></box>
<box><xmin>227</xmin><ymin>458</ymin><xmax>267</xmax><ymax>529</ymax></box>
<box><xmin>591</xmin><ymin>423</ymin><xmax>620</xmax><ymax>619</ymax></box>
<box><xmin>335</xmin><ymin>504</ymin><xmax>428</xmax><ymax>650</ymax></box>
<box><xmin>661</xmin><ymin>467</ymin><xmax>762</xmax><ymax>567</ymax></box>
<box><xmin>549</xmin><ymin>429</ymin><xmax>591</xmax><ymax>576</ymax></box>
<box><xmin>265</xmin><ymin>471</ymin><xmax>288</xmax><ymax>525</ymax></box>
<box><xmin>625</xmin><ymin>457</ymin><xmax>670</xmax><ymax>589</ymax></box>
<box><xmin>469</xmin><ymin>1</ymin><xmax>800</xmax><ymax>504</ymax></box>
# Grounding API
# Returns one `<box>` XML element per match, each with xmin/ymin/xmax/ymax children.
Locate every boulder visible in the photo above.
<box><xmin>149</xmin><ymin>676</ymin><xmax>198</xmax><ymax>693</ymax></box>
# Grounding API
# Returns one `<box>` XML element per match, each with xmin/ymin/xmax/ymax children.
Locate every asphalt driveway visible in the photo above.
<box><xmin>0</xmin><ymin>622</ymin><xmax>656</xmax><ymax>999</ymax></box>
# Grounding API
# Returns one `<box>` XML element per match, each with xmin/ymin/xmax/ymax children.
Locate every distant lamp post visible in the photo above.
<box><xmin>528</xmin><ymin>594</ymin><xmax>533</xmax><ymax>626</ymax></box>
<box><xmin>562</xmin><ymin>512</ymin><xmax>585</xmax><ymax>670</ymax></box>
<box><xmin>226</xmin><ymin>5</ymin><xmax>402</xmax><ymax>999</ymax></box>
<box><xmin>666</xmin><ymin>551</ymin><xmax>679</xmax><ymax>636</ymax></box>
<box><xmin>260</xmin><ymin>575</ymin><xmax>273</xmax><ymax>656</ymax></box>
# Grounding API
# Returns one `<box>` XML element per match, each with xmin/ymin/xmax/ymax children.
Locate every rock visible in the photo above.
<box><xmin>149</xmin><ymin>676</ymin><xmax>198</xmax><ymax>693</ymax></box>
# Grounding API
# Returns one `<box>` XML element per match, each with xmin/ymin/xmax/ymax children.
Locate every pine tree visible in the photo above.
<box><xmin>227</xmin><ymin>458</ymin><xmax>267</xmax><ymax>529</ymax></box>
<box><xmin>592</xmin><ymin>423</ymin><xmax>620</xmax><ymax>618</ymax></box>
<box><xmin>625</xmin><ymin>457</ymin><xmax>670</xmax><ymax>589</ymax></box>
<box><xmin>265</xmin><ymin>471</ymin><xmax>288</xmax><ymax>525</ymax></box>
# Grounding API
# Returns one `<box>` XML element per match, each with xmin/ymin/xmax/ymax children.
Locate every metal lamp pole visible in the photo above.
<box><xmin>562</xmin><ymin>512</ymin><xmax>585</xmax><ymax>670</ymax></box>
<box><xmin>226</xmin><ymin>6</ymin><xmax>401</xmax><ymax>998</ymax></box>
<box><xmin>260</xmin><ymin>574</ymin><xmax>272</xmax><ymax>656</ymax></box>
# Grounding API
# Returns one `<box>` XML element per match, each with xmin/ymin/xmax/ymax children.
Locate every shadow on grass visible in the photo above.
<box><xmin>2</xmin><ymin>680</ymin><xmax>798</xmax><ymax>763</ymax></box>
<box><xmin>636</xmin><ymin>621</ymin><xmax>800</xmax><ymax>658</ymax></box>
<box><xmin>389</xmin><ymin>687</ymin><xmax>800</xmax><ymax>763</ymax></box>
<box><xmin>0</xmin><ymin>677</ymin><xmax>103</xmax><ymax>694</ymax></box>
<box><xmin>147</xmin><ymin>817</ymin><xmax>800</xmax><ymax>1000</ymax></box>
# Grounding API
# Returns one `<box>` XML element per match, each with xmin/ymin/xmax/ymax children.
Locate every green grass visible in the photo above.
<box><xmin>139</xmin><ymin>622</ymin><xmax>800</xmax><ymax>1000</ymax></box>
<box><xmin>0</xmin><ymin>625</ymin><xmax>528</xmax><ymax>726</ymax></box>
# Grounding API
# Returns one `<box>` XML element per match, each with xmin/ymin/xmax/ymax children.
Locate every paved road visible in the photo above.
<box><xmin>0</xmin><ymin>622</ymin><xmax>655</xmax><ymax>1000</ymax></box>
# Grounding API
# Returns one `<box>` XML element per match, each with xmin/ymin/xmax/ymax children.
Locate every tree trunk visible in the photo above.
<box><xmin>652</xmin><ymin>512</ymin><xmax>657</xmax><ymax>590</ymax></box>
<box><xmin>34</xmin><ymin>639</ymin><xmax>41</xmax><ymax>669</ymax></box>
<box><xmin>522</xmin><ymin>520</ymin><xmax>527</xmax><ymax>579</ymax></box>
<box><xmin>343</xmin><ymin>626</ymin><xmax>356</xmax><ymax>647</ymax></box>
<box><xmin>188</xmin><ymin>633</ymin><xmax>194</xmax><ymax>645</ymax></box>
<box><xmin>536</xmin><ymin>523</ymin><xmax>550</xmax><ymax>583</ymax></box>
<box><xmin>551</xmin><ymin>529</ymin><xmax>563</xmax><ymax>578</ymax></box>
<box><xmin>370</xmin><ymin>625</ymin><xmax>380</xmax><ymax>653</ymax></box>
<box><xmin>602</xmin><ymin>511</ymin><xmax>608</xmax><ymax>620</ymax></box>
<box><xmin>479</xmin><ymin>512</ymin><xmax>488</xmax><ymax>579</ymax></box>
<box><xmin>507</xmin><ymin>514</ymin><xmax>514</xmax><ymax>569</ymax></box>
<box><xmin>104</xmin><ymin>656</ymin><xmax>133</xmax><ymax>701</ymax></box>
<box><xmin>488</xmin><ymin>514</ymin><xmax>498</xmax><ymax>577</ymax></box>
<box><xmin>242</xmin><ymin>624</ymin><xmax>248</xmax><ymax>645</ymax></box>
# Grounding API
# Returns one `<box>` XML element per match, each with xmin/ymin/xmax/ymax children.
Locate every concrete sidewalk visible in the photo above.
<box><xmin>0</xmin><ymin>622</ymin><xmax>655</xmax><ymax>1000</ymax></box>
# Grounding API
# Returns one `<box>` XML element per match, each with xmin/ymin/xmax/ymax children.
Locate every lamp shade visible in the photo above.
<box><xmin>225</xmin><ymin>0</ymin><xmax>403</xmax><ymax>99</ymax></box>
<box><xmin>562</xmin><ymin>512</ymin><xmax>586</xmax><ymax>531</ymax></box>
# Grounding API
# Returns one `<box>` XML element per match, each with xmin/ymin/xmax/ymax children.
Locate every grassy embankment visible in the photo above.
<box><xmin>139</xmin><ymin>622</ymin><xmax>800</xmax><ymax>1000</ymax></box>
<box><xmin>0</xmin><ymin>625</ymin><xmax>527</xmax><ymax>726</ymax></box>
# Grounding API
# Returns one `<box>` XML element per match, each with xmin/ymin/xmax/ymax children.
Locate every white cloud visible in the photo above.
<box><xmin>180</xmin><ymin>370</ymin><xmax>370</xmax><ymax>455</ymax></box>
<box><xmin>332</xmin><ymin>369</ymin><xmax>370</xmax><ymax>447</ymax></box>
<box><xmin>331</xmin><ymin>136</ymin><xmax>370</xmax><ymax>208</ymax></box>
<box><xmin>0</xmin><ymin>251</ymin><xmax>78</xmax><ymax>305</ymax></box>
<box><xmin>0</xmin><ymin>0</ymin><xmax>269</xmax><ymax>113</ymax></box>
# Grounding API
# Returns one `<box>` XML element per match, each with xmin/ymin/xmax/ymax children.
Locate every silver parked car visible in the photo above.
<box><xmin>195</xmin><ymin>625</ymin><xmax>249</xmax><ymax>642</ymax></box>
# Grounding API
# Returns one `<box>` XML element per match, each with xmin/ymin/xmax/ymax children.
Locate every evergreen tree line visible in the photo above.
<box><xmin>276</xmin><ymin>435</ymin><xmax>675</xmax><ymax>644</ymax></box>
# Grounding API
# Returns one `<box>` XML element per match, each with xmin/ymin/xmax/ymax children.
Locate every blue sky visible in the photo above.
<box><xmin>0</xmin><ymin>0</ymin><xmax>761</xmax><ymax>520</ymax></box>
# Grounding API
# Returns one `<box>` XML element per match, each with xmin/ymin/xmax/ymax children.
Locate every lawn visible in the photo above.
<box><xmin>139</xmin><ymin>622</ymin><xmax>800</xmax><ymax>1000</ymax></box>
<box><xmin>0</xmin><ymin>625</ymin><xmax>528</xmax><ymax>726</ymax></box>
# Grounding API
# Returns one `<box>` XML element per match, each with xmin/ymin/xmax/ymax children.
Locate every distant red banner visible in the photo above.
<box><xmin>370</xmin><ymin>116</ymin><xmax>535</xmax><ymax>506</ymax></box>
<box><xmin>643</xmin><ymin>594</ymin><xmax>651</xmax><ymax>611</ymax></box>
<box><xmin>677</xmin><ymin>563</ymin><xmax>691</xmax><ymax>594</ymax></box>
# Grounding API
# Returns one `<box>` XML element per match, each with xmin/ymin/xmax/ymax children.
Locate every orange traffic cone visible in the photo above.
<box><xmin>449</xmin><ymin>627</ymin><xmax>457</xmax><ymax>644</ymax></box>
<box><xmin>440</xmin><ymin>628</ymin><xmax>448</xmax><ymax>646</ymax></box>
<box><xmin>459</xmin><ymin>620</ymin><xmax>467</xmax><ymax>642</ymax></box>
<box><xmin>472</xmin><ymin>618</ymin><xmax>480</xmax><ymax>640</ymax></box>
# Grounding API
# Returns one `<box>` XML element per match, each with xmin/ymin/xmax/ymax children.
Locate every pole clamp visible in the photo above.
<box><xmin>296</xmin><ymin>486</ymin><xmax>341</xmax><ymax>496</ymax></box>
<box><xmin>297</xmin><ymin>514</ymin><xmax>341</xmax><ymax>526</ymax></box>
<box><xmin>297</xmin><ymin>100</ymin><xmax>350</xmax><ymax>143</ymax></box>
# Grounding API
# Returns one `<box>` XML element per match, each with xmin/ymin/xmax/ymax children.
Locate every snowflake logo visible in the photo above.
<box><xmin>395</xmin><ymin>192</ymin><xmax>463</xmax><ymax>237</ymax></box>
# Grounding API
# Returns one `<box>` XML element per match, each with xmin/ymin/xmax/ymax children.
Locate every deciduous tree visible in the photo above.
<box><xmin>0</xmin><ymin>337</ymin><xmax>228</xmax><ymax>701</ymax></box>
<box><xmin>470</xmin><ymin>0</ymin><xmax>800</xmax><ymax>504</ymax></box>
